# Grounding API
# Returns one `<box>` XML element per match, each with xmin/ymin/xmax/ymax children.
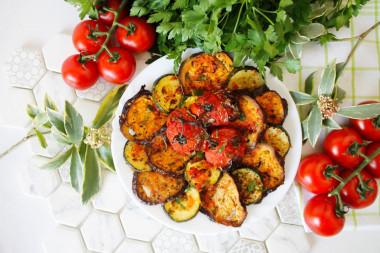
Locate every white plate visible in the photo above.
<box><xmin>111</xmin><ymin>48</ymin><xmax>302</xmax><ymax>235</ymax></box>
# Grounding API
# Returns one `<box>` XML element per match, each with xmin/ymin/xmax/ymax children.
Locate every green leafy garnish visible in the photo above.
<box><xmin>174</xmin><ymin>197</ymin><xmax>186</xmax><ymax>210</ymax></box>
<box><xmin>218</xmin><ymin>142</ymin><xmax>227</xmax><ymax>153</ymax></box>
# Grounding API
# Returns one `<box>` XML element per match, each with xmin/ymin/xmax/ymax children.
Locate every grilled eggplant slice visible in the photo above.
<box><xmin>120</xmin><ymin>87</ymin><xmax>167</xmax><ymax>144</ymax></box>
<box><xmin>214</xmin><ymin>52</ymin><xmax>234</xmax><ymax>73</ymax></box>
<box><xmin>163</xmin><ymin>186</ymin><xmax>201</xmax><ymax>222</ymax></box>
<box><xmin>231</xmin><ymin>94</ymin><xmax>266</xmax><ymax>149</ymax></box>
<box><xmin>124</xmin><ymin>141</ymin><xmax>152</xmax><ymax>172</ymax></box>
<box><xmin>178</xmin><ymin>52</ymin><xmax>232</xmax><ymax>95</ymax></box>
<box><xmin>152</xmin><ymin>74</ymin><xmax>184</xmax><ymax>114</ymax></box>
<box><xmin>133</xmin><ymin>171</ymin><xmax>186</xmax><ymax>205</ymax></box>
<box><xmin>254</xmin><ymin>90</ymin><xmax>288</xmax><ymax>125</ymax></box>
<box><xmin>200</xmin><ymin>172</ymin><xmax>247</xmax><ymax>227</ymax></box>
<box><xmin>227</xmin><ymin>67</ymin><xmax>265</xmax><ymax>91</ymax></box>
<box><xmin>262</xmin><ymin>125</ymin><xmax>291</xmax><ymax>157</ymax></box>
<box><xmin>231</xmin><ymin>167</ymin><xmax>264</xmax><ymax>205</ymax></box>
<box><xmin>185</xmin><ymin>159</ymin><xmax>221</xmax><ymax>192</ymax></box>
<box><xmin>145</xmin><ymin>131</ymin><xmax>190</xmax><ymax>177</ymax></box>
<box><xmin>242</xmin><ymin>143</ymin><xmax>285</xmax><ymax>192</ymax></box>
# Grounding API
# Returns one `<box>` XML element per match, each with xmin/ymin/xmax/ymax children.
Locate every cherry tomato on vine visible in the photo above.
<box><xmin>323</xmin><ymin>127</ymin><xmax>365</xmax><ymax>168</ymax></box>
<box><xmin>72</xmin><ymin>20</ymin><xmax>108</xmax><ymax>54</ymax></box>
<box><xmin>97</xmin><ymin>47</ymin><xmax>136</xmax><ymax>84</ymax></box>
<box><xmin>340</xmin><ymin>168</ymin><xmax>378</xmax><ymax>209</ymax></box>
<box><xmin>303</xmin><ymin>194</ymin><xmax>345</xmax><ymax>237</ymax></box>
<box><xmin>365</xmin><ymin>141</ymin><xmax>380</xmax><ymax>178</ymax></box>
<box><xmin>97</xmin><ymin>0</ymin><xmax>129</xmax><ymax>27</ymax></box>
<box><xmin>116</xmin><ymin>16</ymin><xmax>155</xmax><ymax>53</ymax></box>
<box><xmin>349</xmin><ymin>101</ymin><xmax>380</xmax><ymax>141</ymax></box>
<box><xmin>61</xmin><ymin>54</ymin><xmax>99</xmax><ymax>90</ymax></box>
<box><xmin>296</xmin><ymin>153</ymin><xmax>339</xmax><ymax>194</ymax></box>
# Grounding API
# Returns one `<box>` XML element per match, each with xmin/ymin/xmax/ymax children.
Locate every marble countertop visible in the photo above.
<box><xmin>1</xmin><ymin>1</ymin><xmax>380</xmax><ymax>253</ymax></box>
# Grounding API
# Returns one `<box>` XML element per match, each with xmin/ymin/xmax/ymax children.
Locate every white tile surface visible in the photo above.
<box><xmin>265</xmin><ymin>224</ymin><xmax>311</xmax><ymax>253</ymax></box>
<box><xmin>73</xmin><ymin>98</ymin><xmax>100</xmax><ymax>127</ymax></box>
<box><xmin>120</xmin><ymin>195</ymin><xmax>163</xmax><ymax>242</ymax></box>
<box><xmin>229</xmin><ymin>239</ymin><xmax>267</xmax><ymax>253</ymax></box>
<box><xmin>48</xmin><ymin>184</ymin><xmax>91</xmax><ymax>227</ymax></box>
<box><xmin>152</xmin><ymin>227</ymin><xmax>198</xmax><ymax>253</ymax></box>
<box><xmin>239</xmin><ymin>209</ymin><xmax>280</xmax><ymax>241</ymax></box>
<box><xmin>115</xmin><ymin>239</ymin><xmax>153</xmax><ymax>253</ymax></box>
<box><xmin>4</xmin><ymin>47</ymin><xmax>46</xmax><ymax>89</ymax></box>
<box><xmin>195</xmin><ymin>231</ymin><xmax>239</xmax><ymax>253</ymax></box>
<box><xmin>43</xmin><ymin>226</ymin><xmax>86</xmax><ymax>253</ymax></box>
<box><xmin>92</xmin><ymin>170</ymin><xmax>127</xmax><ymax>213</ymax></box>
<box><xmin>75</xmin><ymin>77</ymin><xmax>114</xmax><ymax>102</ymax></box>
<box><xmin>80</xmin><ymin>211</ymin><xmax>124</xmax><ymax>253</ymax></box>
<box><xmin>42</xmin><ymin>33</ymin><xmax>77</xmax><ymax>73</ymax></box>
<box><xmin>27</xmin><ymin>130</ymin><xmax>64</xmax><ymax>158</ymax></box>
<box><xmin>18</xmin><ymin>156</ymin><xmax>61</xmax><ymax>198</ymax></box>
<box><xmin>276</xmin><ymin>186</ymin><xmax>303</xmax><ymax>225</ymax></box>
<box><xmin>58</xmin><ymin>159</ymin><xmax>70</xmax><ymax>183</ymax></box>
<box><xmin>33</xmin><ymin>71</ymin><xmax>76</xmax><ymax>112</ymax></box>
<box><xmin>0</xmin><ymin>86</ymin><xmax>35</xmax><ymax>128</ymax></box>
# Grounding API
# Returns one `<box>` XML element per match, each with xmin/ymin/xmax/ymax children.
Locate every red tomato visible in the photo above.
<box><xmin>323</xmin><ymin>127</ymin><xmax>365</xmax><ymax>168</ymax></box>
<box><xmin>97</xmin><ymin>0</ymin><xmax>129</xmax><ymax>26</ymax></box>
<box><xmin>61</xmin><ymin>54</ymin><xmax>99</xmax><ymax>90</ymax></box>
<box><xmin>189</xmin><ymin>90</ymin><xmax>239</xmax><ymax>127</ymax></box>
<box><xmin>349</xmin><ymin>101</ymin><xmax>380</xmax><ymax>141</ymax></box>
<box><xmin>166</xmin><ymin>108</ymin><xmax>207</xmax><ymax>155</ymax></box>
<box><xmin>304</xmin><ymin>194</ymin><xmax>345</xmax><ymax>236</ymax></box>
<box><xmin>97</xmin><ymin>47</ymin><xmax>136</xmax><ymax>84</ymax></box>
<box><xmin>116</xmin><ymin>16</ymin><xmax>155</xmax><ymax>53</ymax></box>
<box><xmin>297</xmin><ymin>153</ymin><xmax>339</xmax><ymax>194</ymax></box>
<box><xmin>340</xmin><ymin>168</ymin><xmax>378</xmax><ymax>209</ymax></box>
<box><xmin>205</xmin><ymin>128</ymin><xmax>246</xmax><ymax>169</ymax></box>
<box><xmin>365</xmin><ymin>141</ymin><xmax>380</xmax><ymax>178</ymax></box>
<box><xmin>72</xmin><ymin>20</ymin><xmax>108</xmax><ymax>54</ymax></box>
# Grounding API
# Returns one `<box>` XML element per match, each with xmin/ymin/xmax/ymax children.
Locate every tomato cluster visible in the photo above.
<box><xmin>61</xmin><ymin>0</ymin><xmax>155</xmax><ymax>90</ymax></box>
<box><xmin>297</xmin><ymin>101</ymin><xmax>380</xmax><ymax>236</ymax></box>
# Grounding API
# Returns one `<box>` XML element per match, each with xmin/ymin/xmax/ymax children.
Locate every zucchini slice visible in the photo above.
<box><xmin>231</xmin><ymin>167</ymin><xmax>264</xmax><ymax>205</ymax></box>
<box><xmin>178</xmin><ymin>52</ymin><xmax>231</xmax><ymax>95</ymax></box>
<box><xmin>262</xmin><ymin>125</ymin><xmax>291</xmax><ymax>157</ymax></box>
<box><xmin>185</xmin><ymin>159</ymin><xmax>221</xmax><ymax>192</ymax></box>
<box><xmin>180</xmin><ymin>95</ymin><xmax>200</xmax><ymax>108</ymax></box>
<box><xmin>200</xmin><ymin>172</ymin><xmax>247</xmax><ymax>227</ymax></box>
<box><xmin>231</xmin><ymin>94</ymin><xmax>266</xmax><ymax>149</ymax></box>
<box><xmin>120</xmin><ymin>86</ymin><xmax>168</xmax><ymax>144</ymax></box>
<box><xmin>163</xmin><ymin>186</ymin><xmax>201</xmax><ymax>222</ymax></box>
<box><xmin>133</xmin><ymin>171</ymin><xmax>186</xmax><ymax>205</ymax></box>
<box><xmin>254</xmin><ymin>90</ymin><xmax>288</xmax><ymax>125</ymax></box>
<box><xmin>152</xmin><ymin>74</ymin><xmax>184</xmax><ymax>114</ymax></box>
<box><xmin>227</xmin><ymin>67</ymin><xmax>265</xmax><ymax>91</ymax></box>
<box><xmin>123</xmin><ymin>141</ymin><xmax>152</xmax><ymax>172</ymax></box>
<box><xmin>145</xmin><ymin>132</ymin><xmax>190</xmax><ymax>177</ymax></box>
<box><xmin>242</xmin><ymin>143</ymin><xmax>285</xmax><ymax>192</ymax></box>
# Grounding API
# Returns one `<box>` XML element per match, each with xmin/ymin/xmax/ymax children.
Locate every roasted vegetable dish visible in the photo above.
<box><xmin>119</xmin><ymin>52</ymin><xmax>291</xmax><ymax>227</ymax></box>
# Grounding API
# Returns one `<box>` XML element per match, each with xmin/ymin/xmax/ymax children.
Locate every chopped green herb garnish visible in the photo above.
<box><xmin>201</xmin><ymin>180</ymin><xmax>210</xmax><ymax>187</ymax></box>
<box><xmin>185</xmin><ymin>185</ymin><xmax>192</xmax><ymax>193</ymax></box>
<box><xmin>190</xmin><ymin>151</ymin><xmax>197</xmax><ymax>157</ymax></box>
<box><xmin>218</xmin><ymin>142</ymin><xmax>227</xmax><ymax>153</ymax></box>
<box><xmin>215</xmin><ymin>129</ymin><xmax>218</xmax><ymax>138</ymax></box>
<box><xmin>171</xmin><ymin>117</ymin><xmax>177</xmax><ymax>121</ymax></box>
<box><xmin>169</xmin><ymin>162</ymin><xmax>176</xmax><ymax>166</ymax></box>
<box><xmin>174</xmin><ymin>197</ymin><xmax>186</xmax><ymax>210</ymax></box>
<box><xmin>197</xmin><ymin>151</ymin><xmax>205</xmax><ymax>158</ymax></box>
<box><xmin>141</xmin><ymin>120</ymin><xmax>148</xmax><ymax>125</ymax></box>
<box><xmin>239</xmin><ymin>111</ymin><xmax>245</xmax><ymax>121</ymax></box>
<box><xmin>163</xmin><ymin>137</ymin><xmax>168</xmax><ymax>151</ymax></box>
<box><xmin>248</xmin><ymin>181</ymin><xmax>256</xmax><ymax>192</ymax></box>
<box><xmin>226</xmin><ymin>153</ymin><xmax>232</xmax><ymax>158</ymax></box>
<box><xmin>186</xmin><ymin>110</ymin><xmax>197</xmax><ymax>119</ymax></box>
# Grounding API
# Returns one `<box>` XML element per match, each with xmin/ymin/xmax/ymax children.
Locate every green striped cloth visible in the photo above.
<box><xmin>293</xmin><ymin>0</ymin><xmax>380</xmax><ymax>232</ymax></box>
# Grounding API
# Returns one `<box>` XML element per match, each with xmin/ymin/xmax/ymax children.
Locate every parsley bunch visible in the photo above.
<box><xmin>129</xmin><ymin>0</ymin><xmax>369</xmax><ymax>80</ymax></box>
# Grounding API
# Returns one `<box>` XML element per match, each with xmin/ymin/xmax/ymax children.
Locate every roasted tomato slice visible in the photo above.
<box><xmin>205</xmin><ymin>128</ymin><xmax>246</xmax><ymax>170</ymax></box>
<box><xmin>166</xmin><ymin>108</ymin><xmax>207</xmax><ymax>155</ymax></box>
<box><xmin>189</xmin><ymin>90</ymin><xmax>239</xmax><ymax>127</ymax></box>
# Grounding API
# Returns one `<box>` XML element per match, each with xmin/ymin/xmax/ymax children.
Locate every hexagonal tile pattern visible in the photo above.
<box><xmin>80</xmin><ymin>211</ymin><xmax>124</xmax><ymax>253</ymax></box>
<box><xmin>58</xmin><ymin>159</ymin><xmax>70</xmax><ymax>183</ymax></box>
<box><xmin>75</xmin><ymin>77</ymin><xmax>114</xmax><ymax>102</ymax></box>
<box><xmin>276</xmin><ymin>186</ymin><xmax>302</xmax><ymax>225</ymax></box>
<box><xmin>73</xmin><ymin>98</ymin><xmax>100</xmax><ymax>126</ymax></box>
<box><xmin>43</xmin><ymin>226</ymin><xmax>86</xmax><ymax>253</ymax></box>
<box><xmin>229</xmin><ymin>239</ymin><xmax>267</xmax><ymax>253</ymax></box>
<box><xmin>42</xmin><ymin>33</ymin><xmax>77</xmax><ymax>73</ymax></box>
<box><xmin>92</xmin><ymin>170</ymin><xmax>127</xmax><ymax>213</ymax></box>
<box><xmin>27</xmin><ymin>130</ymin><xmax>64</xmax><ymax>158</ymax></box>
<box><xmin>265</xmin><ymin>224</ymin><xmax>311</xmax><ymax>253</ymax></box>
<box><xmin>239</xmin><ymin>209</ymin><xmax>280</xmax><ymax>241</ymax></box>
<box><xmin>4</xmin><ymin>47</ymin><xmax>46</xmax><ymax>89</ymax></box>
<box><xmin>120</xmin><ymin>195</ymin><xmax>163</xmax><ymax>242</ymax></box>
<box><xmin>0</xmin><ymin>87</ymin><xmax>35</xmax><ymax>128</ymax></box>
<box><xmin>33</xmin><ymin>71</ymin><xmax>76</xmax><ymax>112</ymax></box>
<box><xmin>195</xmin><ymin>231</ymin><xmax>239</xmax><ymax>253</ymax></box>
<box><xmin>115</xmin><ymin>239</ymin><xmax>153</xmax><ymax>253</ymax></box>
<box><xmin>48</xmin><ymin>184</ymin><xmax>91</xmax><ymax>227</ymax></box>
<box><xmin>152</xmin><ymin>227</ymin><xmax>198</xmax><ymax>253</ymax></box>
<box><xmin>18</xmin><ymin>156</ymin><xmax>61</xmax><ymax>198</ymax></box>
